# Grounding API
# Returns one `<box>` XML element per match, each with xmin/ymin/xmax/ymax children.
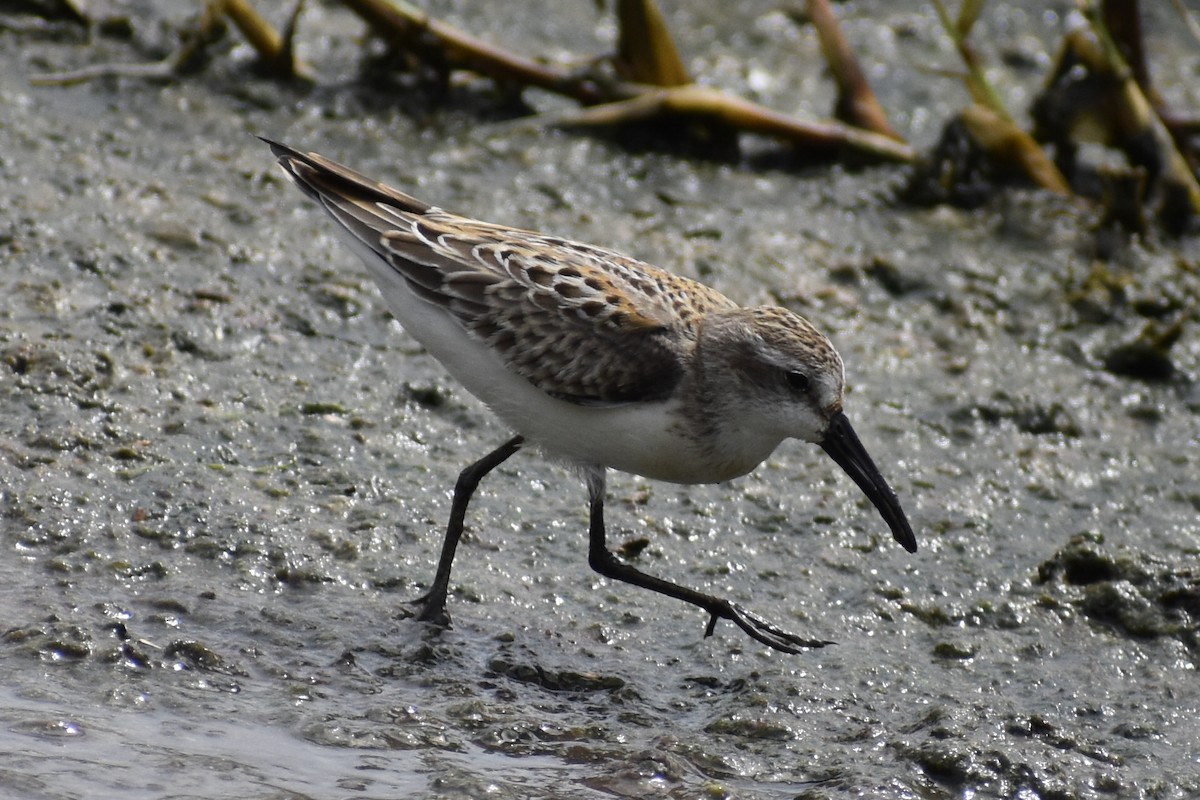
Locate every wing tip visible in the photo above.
<box><xmin>258</xmin><ymin>135</ymin><xmax>433</xmax><ymax>215</ymax></box>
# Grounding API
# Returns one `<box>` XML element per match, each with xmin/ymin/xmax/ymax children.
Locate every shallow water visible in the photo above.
<box><xmin>2</xmin><ymin>1</ymin><xmax>1199</xmax><ymax>798</ymax></box>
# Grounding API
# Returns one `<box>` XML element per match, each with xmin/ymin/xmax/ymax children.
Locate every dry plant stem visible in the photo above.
<box><xmin>961</xmin><ymin>105</ymin><xmax>1071</xmax><ymax>195</ymax></box>
<box><xmin>29</xmin><ymin>60</ymin><xmax>177</xmax><ymax>86</ymax></box>
<box><xmin>29</xmin><ymin>0</ymin><xmax>310</xmax><ymax>85</ymax></box>
<box><xmin>807</xmin><ymin>0</ymin><xmax>903</xmax><ymax>142</ymax></box>
<box><xmin>1168</xmin><ymin>0</ymin><xmax>1200</xmax><ymax>45</ymax></box>
<box><xmin>615</xmin><ymin>0</ymin><xmax>690</xmax><ymax>86</ymax></box>
<box><xmin>1103</xmin><ymin>0</ymin><xmax>1199</xmax><ymax>171</ymax></box>
<box><xmin>930</xmin><ymin>0</ymin><xmax>1011</xmax><ymax>121</ymax></box>
<box><xmin>1116</xmin><ymin>81</ymin><xmax>1200</xmax><ymax>213</ymax></box>
<box><xmin>29</xmin><ymin>0</ymin><xmax>226</xmax><ymax>86</ymax></box>
<box><xmin>555</xmin><ymin>84</ymin><xmax>915</xmax><ymax>163</ymax></box>
<box><xmin>930</xmin><ymin>0</ymin><xmax>1070</xmax><ymax>192</ymax></box>
<box><xmin>223</xmin><ymin>0</ymin><xmax>285</xmax><ymax>65</ymax></box>
<box><xmin>336</xmin><ymin>0</ymin><xmax>628</xmax><ymax>104</ymax></box>
<box><xmin>221</xmin><ymin>0</ymin><xmax>312</xmax><ymax>80</ymax></box>
<box><xmin>1081</xmin><ymin>1</ymin><xmax>1200</xmax><ymax>214</ymax></box>
<box><xmin>279</xmin><ymin>0</ymin><xmax>308</xmax><ymax>78</ymax></box>
<box><xmin>1102</xmin><ymin>0</ymin><xmax>1158</xmax><ymax>102</ymax></box>
<box><xmin>341</xmin><ymin>0</ymin><xmax>911</xmax><ymax>162</ymax></box>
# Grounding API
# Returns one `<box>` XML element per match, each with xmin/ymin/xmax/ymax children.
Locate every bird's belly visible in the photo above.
<box><xmin>496</xmin><ymin>397</ymin><xmax>782</xmax><ymax>485</ymax></box>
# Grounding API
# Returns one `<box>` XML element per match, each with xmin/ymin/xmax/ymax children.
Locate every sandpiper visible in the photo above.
<box><xmin>264</xmin><ymin>139</ymin><xmax>917</xmax><ymax>654</ymax></box>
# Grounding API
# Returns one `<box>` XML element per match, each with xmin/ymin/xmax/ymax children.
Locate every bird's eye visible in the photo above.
<box><xmin>784</xmin><ymin>371</ymin><xmax>810</xmax><ymax>393</ymax></box>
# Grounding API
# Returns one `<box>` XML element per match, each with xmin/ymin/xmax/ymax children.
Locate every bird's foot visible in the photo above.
<box><xmin>705</xmin><ymin>601</ymin><xmax>834</xmax><ymax>654</ymax></box>
<box><xmin>403</xmin><ymin>591</ymin><xmax>452</xmax><ymax>627</ymax></box>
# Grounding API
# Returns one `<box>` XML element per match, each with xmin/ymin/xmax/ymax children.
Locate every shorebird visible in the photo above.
<box><xmin>264</xmin><ymin>139</ymin><xmax>917</xmax><ymax>654</ymax></box>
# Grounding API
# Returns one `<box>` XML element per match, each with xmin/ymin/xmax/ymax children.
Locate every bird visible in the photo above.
<box><xmin>263</xmin><ymin>138</ymin><xmax>917</xmax><ymax>654</ymax></box>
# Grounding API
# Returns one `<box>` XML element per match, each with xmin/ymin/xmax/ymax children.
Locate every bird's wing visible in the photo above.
<box><xmin>266</xmin><ymin>139</ymin><xmax>736</xmax><ymax>404</ymax></box>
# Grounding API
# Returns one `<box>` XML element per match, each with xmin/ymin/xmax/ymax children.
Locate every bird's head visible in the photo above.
<box><xmin>700</xmin><ymin>307</ymin><xmax>916</xmax><ymax>553</ymax></box>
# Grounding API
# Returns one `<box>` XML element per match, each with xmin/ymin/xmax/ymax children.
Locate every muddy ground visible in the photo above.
<box><xmin>2</xmin><ymin>1</ymin><xmax>1198</xmax><ymax>798</ymax></box>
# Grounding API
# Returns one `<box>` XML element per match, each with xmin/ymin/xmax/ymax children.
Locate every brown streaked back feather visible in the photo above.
<box><xmin>267</xmin><ymin>139</ymin><xmax>738</xmax><ymax>404</ymax></box>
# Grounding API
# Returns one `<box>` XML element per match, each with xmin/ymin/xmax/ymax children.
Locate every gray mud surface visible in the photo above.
<box><xmin>2</xmin><ymin>2</ymin><xmax>1199</xmax><ymax>798</ymax></box>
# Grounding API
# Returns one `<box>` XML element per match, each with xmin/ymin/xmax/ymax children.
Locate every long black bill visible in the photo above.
<box><xmin>819</xmin><ymin>412</ymin><xmax>917</xmax><ymax>553</ymax></box>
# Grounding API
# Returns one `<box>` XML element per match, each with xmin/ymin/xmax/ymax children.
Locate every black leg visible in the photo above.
<box><xmin>411</xmin><ymin>434</ymin><xmax>524</xmax><ymax>624</ymax></box>
<box><xmin>583</xmin><ymin>469</ymin><xmax>832</xmax><ymax>654</ymax></box>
